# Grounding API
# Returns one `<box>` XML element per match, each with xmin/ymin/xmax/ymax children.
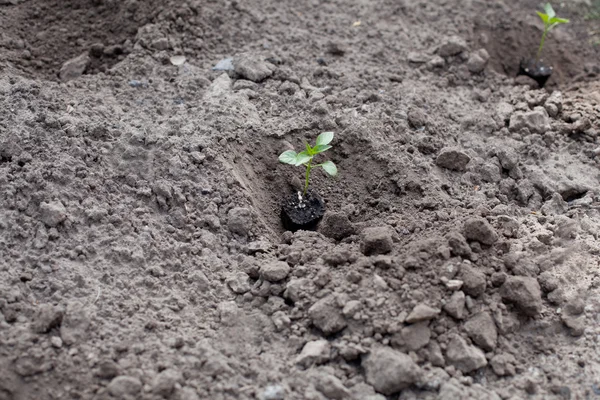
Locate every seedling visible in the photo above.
<box><xmin>536</xmin><ymin>3</ymin><xmax>569</xmax><ymax>61</ymax></box>
<box><xmin>279</xmin><ymin>132</ymin><xmax>338</xmax><ymax>196</ymax></box>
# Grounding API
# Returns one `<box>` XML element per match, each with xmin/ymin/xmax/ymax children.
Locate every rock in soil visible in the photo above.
<box><xmin>500</xmin><ymin>276</ymin><xmax>543</xmax><ymax>317</ymax></box>
<box><xmin>360</xmin><ymin>226</ymin><xmax>393</xmax><ymax>255</ymax></box>
<box><xmin>436</xmin><ymin>148</ymin><xmax>471</xmax><ymax>171</ymax></box>
<box><xmin>362</xmin><ymin>347</ymin><xmax>422</xmax><ymax>395</ymax></box>
<box><xmin>445</xmin><ymin>334</ymin><xmax>488</xmax><ymax>373</ymax></box>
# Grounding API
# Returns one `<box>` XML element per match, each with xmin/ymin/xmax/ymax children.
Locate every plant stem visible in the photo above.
<box><xmin>303</xmin><ymin>159</ymin><xmax>312</xmax><ymax>196</ymax></box>
<box><xmin>536</xmin><ymin>27</ymin><xmax>548</xmax><ymax>61</ymax></box>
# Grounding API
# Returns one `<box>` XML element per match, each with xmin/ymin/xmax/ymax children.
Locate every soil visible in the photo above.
<box><xmin>281</xmin><ymin>191</ymin><xmax>326</xmax><ymax>232</ymax></box>
<box><xmin>1</xmin><ymin>1</ymin><xmax>600</xmax><ymax>400</ymax></box>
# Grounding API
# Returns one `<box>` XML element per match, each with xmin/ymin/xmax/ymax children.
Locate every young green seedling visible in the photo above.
<box><xmin>279</xmin><ymin>132</ymin><xmax>338</xmax><ymax>197</ymax></box>
<box><xmin>536</xmin><ymin>3</ymin><xmax>569</xmax><ymax>61</ymax></box>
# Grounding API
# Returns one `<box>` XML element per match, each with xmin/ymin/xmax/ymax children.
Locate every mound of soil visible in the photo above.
<box><xmin>1</xmin><ymin>0</ymin><xmax>600</xmax><ymax>400</ymax></box>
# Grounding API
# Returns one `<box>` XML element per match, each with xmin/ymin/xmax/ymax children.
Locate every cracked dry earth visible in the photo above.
<box><xmin>1</xmin><ymin>0</ymin><xmax>600</xmax><ymax>399</ymax></box>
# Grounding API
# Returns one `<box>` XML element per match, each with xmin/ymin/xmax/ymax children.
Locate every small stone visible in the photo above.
<box><xmin>308</xmin><ymin>295</ymin><xmax>347</xmax><ymax>335</ymax></box>
<box><xmin>538</xmin><ymin>271</ymin><xmax>559</xmax><ymax>292</ymax></box>
<box><xmin>466</xmin><ymin>49</ymin><xmax>489</xmax><ymax>73</ymax></box>
<box><xmin>360</xmin><ymin>226</ymin><xmax>393</xmax><ymax>255</ymax></box>
<box><xmin>401</xmin><ymin>322</ymin><xmax>431</xmax><ymax>351</ymax></box>
<box><xmin>464</xmin><ymin>312</ymin><xmax>497</xmax><ymax>351</ymax></box>
<box><xmin>260</xmin><ymin>261</ymin><xmax>291</xmax><ymax>282</ymax></box>
<box><xmin>151</xmin><ymin>37</ymin><xmax>169</xmax><ymax>50</ymax></box>
<box><xmin>342</xmin><ymin>300</ymin><xmax>362</xmax><ymax>317</ymax></box>
<box><xmin>59</xmin><ymin>53</ymin><xmax>90</xmax><ymax>82</ymax></box>
<box><xmin>490</xmin><ymin>353</ymin><xmax>517</xmax><ymax>376</ymax></box>
<box><xmin>31</xmin><ymin>304</ymin><xmax>63</xmax><ymax>333</ymax></box>
<box><xmin>445</xmin><ymin>334</ymin><xmax>487</xmax><ymax>373</ymax></box>
<box><xmin>60</xmin><ymin>302</ymin><xmax>89</xmax><ymax>345</ymax></box>
<box><xmin>95</xmin><ymin>360</ymin><xmax>120</xmax><ymax>379</ymax></box>
<box><xmin>463</xmin><ymin>218</ymin><xmax>498</xmax><ymax>245</ymax></box>
<box><xmin>443</xmin><ymin>291</ymin><xmax>466</xmax><ymax>320</ymax></box>
<box><xmin>51</xmin><ymin>336</ymin><xmax>63</xmax><ymax>348</ymax></box>
<box><xmin>39</xmin><ymin>201</ymin><xmax>68</xmax><ymax>227</ymax></box>
<box><xmin>562</xmin><ymin>313</ymin><xmax>585</xmax><ymax>337</ymax></box>
<box><xmin>228</xmin><ymin>207</ymin><xmax>253</xmax><ymax>236</ymax></box>
<box><xmin>107</xmin><ymin>376</ymin><xmax>143</xmax><ymax>397</ymax></box>
<box><xmin>509</xmin><ymin>108</ymin><xmax>550</xmax><ymax>134</ymax></box>
<box><xmin>217</xmin><ymin>301</ymin><xmax>239</xmax><ymax>326</ymax></box>
<box><xmin>261</xmin><ymin>385</ymin><xmax>285</xmax><ymax>400</ymax></box>
<box><xmin>362</xmin><ymin>347</ymin><xmax>422</xmax><ymax>395</ymax></box>
<box><xmin>439</xmin><ymin>36</ymin><xmax>467</xmax><ymax>57</ymax></box>
<box><xmin>427</xmin><ymin>56</ymin><xmax>445</xmax><ymax>69</ymax></box>
<box><xmin>500</xmin><ymin>276</ymin><xmax>543</xmax><ymax>317</ymax></box>
<box><xmin>296</xmin><ymin>339</ymin><xmax>331</xmax><ymax>367</ymax></box>
<box><xmin>326</xmin><ymin>41</ymin><xmax>347</xmax><ymax>56</ymax></box>
<box><xmin>446</xmin><ymin>231</ymin><xmax>472</xmax><ymax>258</ymax></box>
<box><xmin>314</xmin><ymin>373</ymin><xmax>351</xmax><ymax>400</ymax></box>
<box><xmin>213</xmin><ymin>57</ymin><xmax>235</xmax><ymax>71</ymax></box>
<box><xmin>406</xmin><ymin>303</ymin><xmax>440</xmax><ymax>323</ymax></box>
<box><xmin>233</xmin><ymin>53</ymin><xmax>276</xmax><ymax>82</ymax></box>
<box><xmin>152</xmin><ymin>369</ymin><xmax>182</xmax><ymax>397</ymax></box>
<box><xmin>319</xmin><ymin>212</ymin><xmax>355</xmax><ymax>241</ymax></box>
<box><xmin>408</xmin><ymin>107</ymin><xmax>428</xmax><ymax>129</ymax></box>
<box><xmin>459</xmin><ymin>265</ymin><xmax>486</xmax><ymax>297</ymax></box>
<box><xmin>226</xmin><ymin>272</ymin><xmax>251</xmax><ymax>294</ymax></box>
<box><xmin>436</xmin><ymin>148</ymin><xmax>471</xmax><ymax>171</ymax></box>
<box><xmin>446</xmin><ymin>280</ymin><xmax>463</xmax><ymax>291</ymax></box>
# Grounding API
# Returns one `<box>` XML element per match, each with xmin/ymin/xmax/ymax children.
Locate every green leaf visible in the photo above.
<box><xmin>295</xmin><ymin>151</ymin><xmax>312</xmax><ymax>166</ymax></box>
<box><xmin>279</xmin><ymin>150</ymin><xmax>298</xmax><ymax>165</ymax></box>
<box><xmin>544</xmin><ymin>3</ymin><xmax>556</xmax><ymax>19</ymax></box>
<box><xmin>312</xmin><ymin>144</ymin><xmax>332</xmax><ymax>154</ymax></box>
<box><xmin>316</xmin><ymin>131</ymin><xmax>334</xmax><ymax>146</ymax></box>
<box><xmin>550</xmin><ymin>17</ymin><xmax>569</xmax><ymax>24</ymax></box>
<box><xmin>320</xmin><ymin>161</ymin><xmax>337</xmax><ymax>176</ymax></box>
<box><xmin>537</xmin><ymin>11</ymin><xmax>549</xmax><ymax>24</ymax></box>
<box><xmin>305</xmin><ymin>141</ymin><xmax>314</xmax><ymax>155</ymax></box>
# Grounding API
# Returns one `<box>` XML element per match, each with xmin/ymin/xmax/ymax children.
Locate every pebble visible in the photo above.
<box><xmin>443</xmin><ymin>291</ymin><xmax>466</xmax><ymax>320</ymax></box>
<box><xmin>406</xmin><ymin>303</ymin><xmax>440</xmax><ymax>323</ymax></box>
<box><xmin>260</xmin><ymin>261</ymin><xmax>291</xmax><ymax>282</ymax></box>
<box><xmin>463</xmin><ymin>217</ymin><xmax>498</xmax><ymax>245</ymax></box>
<box><xmin>464</xmin><ymin>312</ymin><xmax>498</xmax><ymax>351</ymax></box>
<box><xmin>233</xmin><ymin>53</ymin><xmax>276</xmax><ymax>82</ymax></box>
<box><xmin>107</xmin><ymin>376</ymin><xmax>143</xmax><ymax>397</ymax></box>
<box><xmin>439</xmin><ymin>36</ymin><xmax>467</xmax><ymax>57</ymax></box>
<box><xmin>319</xmin><ymin>212</ymin><xmax>355</xmax><ymax>241</ymax></box>
<box><xmin>308</xmin><ymin>295</ymin><xmax>347</xmax><ymax>335</ymax></box>
<box><xmin>261</xmin><ymin>385</ymin><xmax>285</xmax><ymax>400</ymax></box>
<box><xmin>228</xmin><ymin>207</ymin><xmax>253</xmax><ymax>236</ymax></box>
<box><xmin>59</xmin><ymin>52</ymin><xmax>90</xmax><ymax>82</ymax></box>
<box><xmin>436</xmin><ymin>148</ymin><xmax>471</xmax><ymax>171</ymax></box>
<box><xmin>213</xmin><ymin>57</ymin><xmax>234</xmax><ymax>71</ymax></box>
<box><xmin>39</xmin><ymin>201</ymin><xmax>68</xmax><ymax>227</ymax></box>
<box><xmin>152</xmin><ymin>368</ymin><xmax>182</xmax><ymax>397</ymax></box>
<box><xmin>509</xmin><ymin>108</ymin><xmax>550</xmax><ymax>134</ymax></box>
<box><xmin>362</xmin><ymin>346</ymin><xmax>422</xmax><ymax>395</ymax></box>
<box><xmin>500</xmin><ymin>276</ymin><xmax>543</xmax><ymax>317</ymax></box>
<box><xmin>314</xmin><ymin>373</ymin><xmax>351</xmax><ymax>400</ymax></box>
<box><xmin>360</xmin><ymin>226</ymin><xmax>393</xmax><ymax>255</ymax></box>
<box><xmin>31</xmin><ymin>304</ymin><xmax>63</xmax><ymax>333</ymax></box>
<box><xmin>466</xmin><ymin>49</ymin><xmax>489</xmax><ymax>73</ymax></box>
<box><xmin>226</xmin><ymin>272</ymin><xmax>251</xmax><ymax>294</ymax></box>
<box><xmin>295</xmin><ymin>339</ymin><xmax>330</xmax><ymax>367</ymax></box>
<box><xmin>445</xmin><ymin>334</ymin><xmax>487</xmax><ymax>373</ymax></box>
<box><xmin>459</xmin><ymin>265</ymin><xmax>486</xmax><ymax>297</ymax></box>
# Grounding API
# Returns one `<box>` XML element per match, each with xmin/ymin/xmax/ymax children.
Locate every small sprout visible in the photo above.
<box><xmin>536</xmin><ymin>3</ymin><xmax>569</xmax><ymax>61</ymax></box>
<box><xmin>279</xmin><ymin>132</ymin><xmax>338</xmax><ymax>196</ymax></box>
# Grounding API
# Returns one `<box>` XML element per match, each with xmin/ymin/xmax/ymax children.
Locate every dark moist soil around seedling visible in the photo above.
<box><xmin>281</xmin><ymin>190</ymin><xmax>325</xmax><ymax>231</ymax></box>
<box><xmin>518</xmin><ymin>58</ymin><xmax>553</xmax><ymax>87</ymax></box>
